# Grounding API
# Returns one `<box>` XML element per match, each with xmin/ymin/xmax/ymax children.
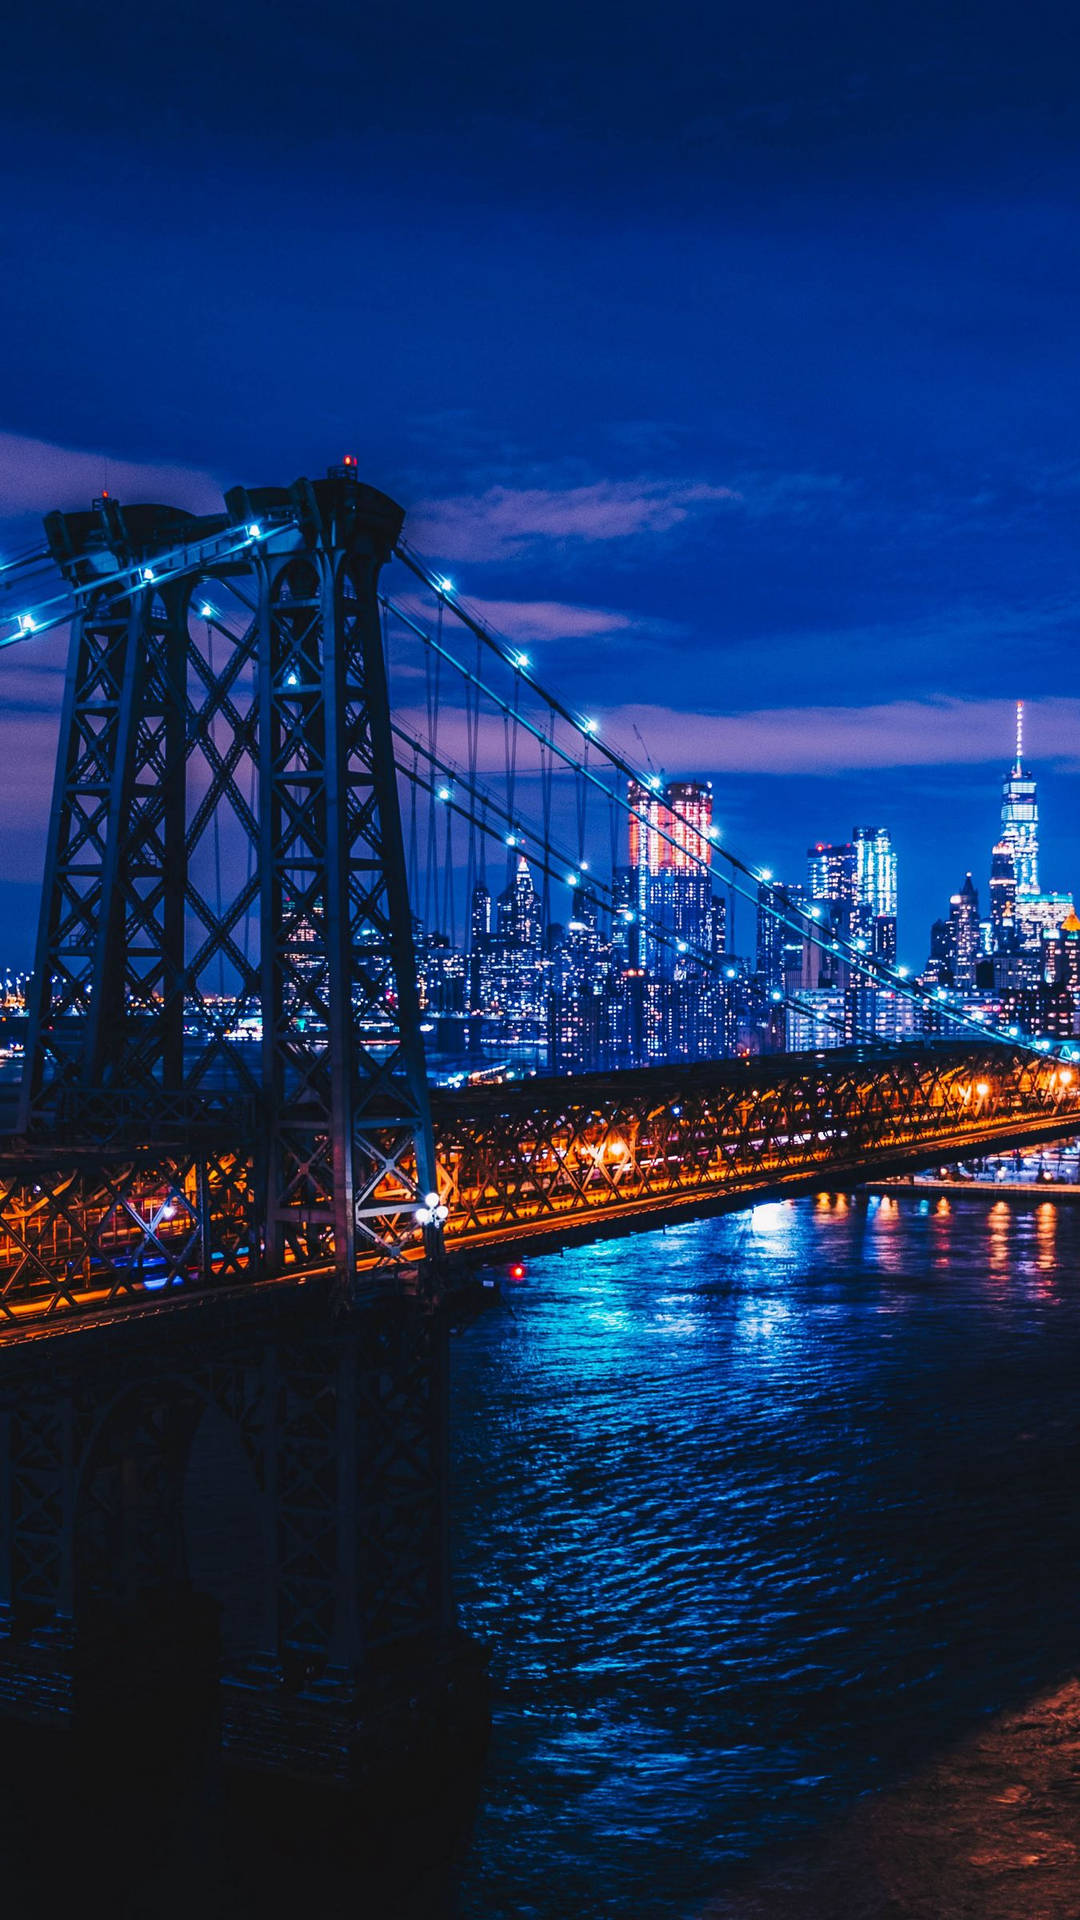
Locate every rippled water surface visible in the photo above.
<box><xmin>449</xmin><ymin>1193</ymin><xmax>1080</xmax><ymax>1918</ymax></box>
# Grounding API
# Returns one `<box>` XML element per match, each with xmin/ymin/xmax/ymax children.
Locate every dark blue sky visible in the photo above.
<box><xmin>2</xmin><ymin>0</ymin><xmax>1079</xmax><ymax>963</ymax></box>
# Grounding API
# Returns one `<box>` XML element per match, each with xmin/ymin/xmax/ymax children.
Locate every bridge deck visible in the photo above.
<box><xmin>0</xmin><ymin>1044</ymin><xmax>1073</xmax><ymax>1333</ymax></box>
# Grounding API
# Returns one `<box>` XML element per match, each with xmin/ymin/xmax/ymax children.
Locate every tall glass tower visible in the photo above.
<box><xmin>1000</xmin><ymin>701</ymin><xmax>1039</xmax><ymax>898</ymax></box>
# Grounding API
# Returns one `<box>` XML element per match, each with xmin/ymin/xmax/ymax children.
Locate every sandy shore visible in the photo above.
<box><xmin>707</xmin><ymin>1680</ymin><xmax>1080</xmax><ymax>1919</ymax></box>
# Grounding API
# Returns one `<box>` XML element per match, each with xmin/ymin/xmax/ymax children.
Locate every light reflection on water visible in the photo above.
<box><xmin>451</xmin><ymin>1193</ymin><xmax>1080</xmax><ymax>1919</ymax></box>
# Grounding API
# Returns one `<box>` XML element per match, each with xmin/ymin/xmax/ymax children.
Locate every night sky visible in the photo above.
<box><xmin>3</xmin><ymin>1</ymin><xmax>1080</xmax><ymax>965</ymax></box>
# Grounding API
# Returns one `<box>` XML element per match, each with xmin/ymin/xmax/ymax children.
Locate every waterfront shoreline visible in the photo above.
<box><xmin>867</xmin><ymin>1177</ymin><xmax>1080</xmax><ymax>1202</ymax></box>
<box><xmin>707</xmin><ymin>1677</ymin><xmax>1080</xmax><ymax>1919</ymax></box>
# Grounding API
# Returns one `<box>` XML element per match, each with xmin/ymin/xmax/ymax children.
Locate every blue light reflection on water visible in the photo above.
<box><xmin>450</xmin><ymin>1194</ymin><xmax>1080</xmax><ymax>1919</ymax></box>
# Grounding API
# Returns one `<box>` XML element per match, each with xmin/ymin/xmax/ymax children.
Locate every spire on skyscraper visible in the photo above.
<box><xmin>999</xmin><ymin>703</ymin><xmax>1038</xmax><ymax>899</ymax></box>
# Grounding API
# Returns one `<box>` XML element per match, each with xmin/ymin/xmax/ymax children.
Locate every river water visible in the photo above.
<box><xmin>449</xmin><ymin>1192</ymin><xmax>1080</xmax><ymax>1918</ymax></box>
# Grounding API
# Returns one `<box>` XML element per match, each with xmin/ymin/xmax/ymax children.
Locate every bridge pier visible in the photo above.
<box><xmin>0</xmin><ymin>1294</ymin><xmax>486</xmax><ymax>1794</ymax></box>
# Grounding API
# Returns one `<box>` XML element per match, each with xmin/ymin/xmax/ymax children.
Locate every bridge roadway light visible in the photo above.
<box><xmin>247</xmin><ymin>523</ymin><xmax>262</xmax><ymax>541</ymax></box>
<box><xmin>975</xmin><ymin>1081</ymin><xmax>990</xmax><ymax>1098</ymax></box>
<box><xmin>437</xmin><ymin>576</ymin><xmax>454</xmax><ymax>594</ymax></box>
<box><xmin>414</xmin><ymin>1191</ymin><xmax>449</xmax><ymax>1228</ymax></box>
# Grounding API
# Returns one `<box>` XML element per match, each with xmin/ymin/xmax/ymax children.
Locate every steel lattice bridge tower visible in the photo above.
<box><xmin>0</xmin><ymin>466</ymin><xmax>1076</xmax><ymax>1796</ymax></box>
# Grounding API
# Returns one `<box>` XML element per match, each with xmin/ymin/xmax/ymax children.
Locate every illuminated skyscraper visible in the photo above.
<box><xmin>853</xmin><ymin>826</ymin><xmax>897</xmax><ymax>919</ymax></box>
<box><xmin>628</xmin><ymin>778</ymin><xmax>713</xmax><ymax>872</ymax></box>
<box><xmin>989</xmin><ymin>841</ymin><xmax>1017</xmax><ymax>952</ymax></box>
<box><xmin>947</xmin><ymin>872</ymin><xmax>980</xmax><ymax>991</ymax></box>
<box><xmin>628</xmin><ymin>777</ymin><xmax>714</xmax><ymax>972</ymax></box>
<box><xmin>663</xmin><ymin>781</ymin><xmax>714</xmax><ymax>868</ymax></box>
<box><xmin>999</xmin><ymin>700</ymin><xmax>1039</xmax><ymax>898</ymax></box>
<box><xmin>807</xmin><ymin>842</ymin><xmax>856</xmax><ymax>912</ymax></box>
<box><xmin>853</xmin><ymin>824</ymin><xmax>898</xmax><ymax>963</ymax></box>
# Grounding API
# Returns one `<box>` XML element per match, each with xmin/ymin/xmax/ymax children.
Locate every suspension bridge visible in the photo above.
<box><xmin>0</xmin><ymin>467</ymin><xmax>1073</xmax><ymax>1788</ymax></box>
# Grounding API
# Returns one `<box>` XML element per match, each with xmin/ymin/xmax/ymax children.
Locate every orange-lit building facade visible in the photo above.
<box><xmin>628</xmin><ymin>779</ymin><xmax>714</xmax><ymax>873</ymax></box>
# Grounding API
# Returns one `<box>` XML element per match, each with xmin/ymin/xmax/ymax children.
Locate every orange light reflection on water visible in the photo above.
<box><xmin>988</xmin><ymin>1199</ymin><xmax>1011</xmax><ymax>1284</ymax></box>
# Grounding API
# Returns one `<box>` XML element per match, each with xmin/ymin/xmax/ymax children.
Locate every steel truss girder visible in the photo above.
<box><xmin>0</xmin><ymin>1143</ymin><xmax>257</xmax><ymax>1321</ymax></box>
<box><xmin>430</xmin><ymin>1044</ymin><xmax>1080</xmax><ymax>1245</ymax></box>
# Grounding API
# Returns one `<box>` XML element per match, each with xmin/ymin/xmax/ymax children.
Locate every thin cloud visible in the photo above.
<box><xmin>409</xmin><ymin>478</ymin><xmax>741</xmax><ymax>561</ymax></box>
<box><xmin>595</xmin><ymin>697</ymin><xmax>1080</xmax><ymax>776</ymax></box>
<box><xmin>387</xmin><ymin>695</ymin><xmax>1080</xmax><ymax>782</ymax></box>
<box><xmin>0</xmin><ymin>429</ymin><xmax>221</xmax><ymax>523</ymax></box>
<box><xmin>392</xmin><ymin>590</ymin><xmax>635</xmax><ymax>643</ymax></box>
<box><xmin>465</xmin><ymin>598</ymin><xmax>634</xmax><ymax>642</ymax></box>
